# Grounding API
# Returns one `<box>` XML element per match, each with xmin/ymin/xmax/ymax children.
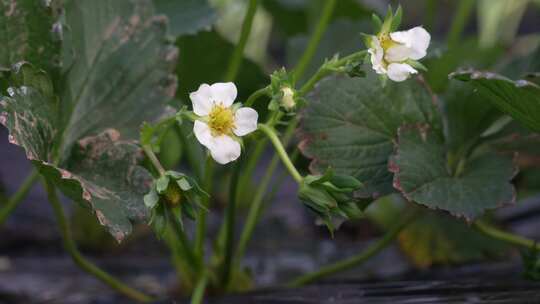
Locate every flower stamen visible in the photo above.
<box><xmin>208</xmin><ymin>104</ymin><xmax>235</xmax><ymax>136</ymax></box>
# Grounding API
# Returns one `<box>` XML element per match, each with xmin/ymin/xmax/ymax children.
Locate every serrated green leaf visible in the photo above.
<box><xmin>60</xmin><ymin>0</ymin><xmax>178</xmax><ymax>156</ymax></box>
<box><xmin>299</xmin><ymin>72</ymin><xmax>441</xmax><ymax>199</ymax></box>
<box><xmin>443</xmin><ymin>81</ymin><xmax>502</xmax><ymax>154</ymax></box>
<box><xmin>154</xmin><ymin>0</ymin><xmax>217</xmax><ymax>37</ymax></box>
<box><xmin>452</xmin><ymin>70</ymin><xmax>540</xmax><ymax>132</ymax></box>
<box><xmin>391</xmin><ymin>124</ymin><xmax>516</xmax><ymax>219</ymax></box>
<box><xmin>0</xmin><ymin>0</ymin><xmax>177</xmax><ymax>242</ymax></box>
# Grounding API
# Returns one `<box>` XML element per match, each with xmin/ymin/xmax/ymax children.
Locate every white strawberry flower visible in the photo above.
<box><xmin>368</xmin><ymin>26</ymin><xmax>430</xmax><ymax>82</ymax></box>
<box><xmin>190</xmin><ymin>82</ymin><xmax>258</xmax><ymax>164</ymax></box>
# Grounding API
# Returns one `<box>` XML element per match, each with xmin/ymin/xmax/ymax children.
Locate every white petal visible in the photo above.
<box><xmin>368</xmin><ymin>37</ymin><xmax>386</xmax><ymax>74</ymax></box>
<box><xmin>190</xmin><ymin>84</ymin><xmax>214</xmax><ymax>116</ymax></box>
<box><xmin>193</xmin><ymin>120</ymin><xmax>213</xmax><ymax>148</ymax></box>
<box><xmin>390</xmin><ymin>26</ymin><xmax>430</xmax><ymax>60</ymax></box>
<box><xmin>387</xmin><ymin>63</ymin><xmax>417</xmax><ymax>82</ymax></box>
<box><xmin>385</xmin><ymin>44</ymin><xmax>413</xmax><ymax>62</ymax></box>
<box><xmin>233</xmin><ymin>107</ymin><xmax>258</xmax><ymax>136</ymax></box>
<box><xmin>208</xmin><ymin>135</ymin><xmax>241</xmax><ymax>164</ymax></box>
<box><xmin>210</xmin><ymin>82</ymin><xmax>237</xmax><ymax>108</ymax></box>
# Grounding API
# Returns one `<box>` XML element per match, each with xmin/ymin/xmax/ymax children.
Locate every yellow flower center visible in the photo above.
<box><xmin>379</xmin><ymin>33</ymin><xmax>396</xmax><ymax>51</ymax></box>
<box><xmin>208</xmin><ymin>104</ymin><xmax>235</xmax><ymax>136</ymax></box>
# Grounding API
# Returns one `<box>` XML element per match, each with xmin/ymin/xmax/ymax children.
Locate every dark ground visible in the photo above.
<box><xmin>2</xmin><ymin>123</ymin><xmax>540</xmax><ymax>304</ymax></box>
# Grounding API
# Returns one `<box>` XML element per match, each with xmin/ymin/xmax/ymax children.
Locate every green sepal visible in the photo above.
<box><xmin>371</xmin><ymin>13</ymin><xmax>383</xmax><ymax>33</ymax></box>
<box><xmin>150</xmin><ymin>205</ymin><xmax>167</xmax><ymax>239</ymax></box>
<box><xmin>360</xmin><ymin>33</ymin><xmax>373</xmax><ymax>49</ymax></box>
<box><xmin>390</xmin><ymin>5</ymin><xmax>403</xmax><ymax>32</ymax></box>
<box><xmin>298</xmin><ymin>168</ymin><xmax>367</xmax><ymax>233</ymax></box>
<box><xmin>177</xmin><ymin>178</ymin><xmax>192</xmax><ymax>191</ymax></box>
<box><xmin>344</xmin><ymin>62</ymin><xmax>366</xmax><ymax>78</ymax></box>
<box><xmin>181</xmin><ymin>201</ymin><xmax>196</xmax><ymax>220</ymax></box>
<box><xmin>170</xmin><ymin>205</ymin><xmax>184</xmax><ymax>230</ymax></box>
<box><xmin>144</xmin><ymin>187</ymin><xmax>160</xmax><ymax>209</ymax></box>
<box><xmin>156</xmin><ymin>175</ymin><xmax>170</xmax><ymax>194</ymax></box>
<box><xmin>407</xmin><ymin>60</ymin><xmax>428</xmax><ymax>72</ymax></box>
<box><xmin>331</xmin><ymin>174</ymin><xmax>363</xmax><ymax>190</ymax></box>
<box><xmin>269</xmin><ymin>67</ymin><xmax>298</xmax><ymax>112</ymax></box>
<box><xmin>380</xmin><ymin>5</ymin><xmax>394</xmax><ymax>34</ymax></box>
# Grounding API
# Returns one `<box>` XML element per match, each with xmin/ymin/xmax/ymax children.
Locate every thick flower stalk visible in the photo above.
<box><xmin>190</xmin><ymin>83</ymin><xmax>258</xmax><ymax>164</ymax></box>
<box><xmin>367</xmin><ymin>8</ymin><xmax>431</xmax><ymax>82</ymax></box>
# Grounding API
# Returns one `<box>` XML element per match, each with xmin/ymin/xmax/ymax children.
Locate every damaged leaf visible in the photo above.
<box><xmin>37</xmin><ymin>130</ymin><xmax>152</xmax><ymax>242</ymax></box>
<box><xmin>0</xmin><ymin>0</ymin><xmax>62</xmax><ymax>74</ymax></box>
<box><xmin>0</xmin><ymin>0</ymin><xmax>177</xmax><ymax>242</ymax></box>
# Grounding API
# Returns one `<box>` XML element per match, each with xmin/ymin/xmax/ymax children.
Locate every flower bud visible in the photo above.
<box><xmin>297</xmin><ymin>169</ymin><xmax>368</xmax><ymax>233</ymax></box>
<box><xmin>281</xmin><ymin>86</ymin><xmax>296</xmax><ymax>110</ymax></box>
<box><xmin>144</xmin><ymin>170</ymin><xmax>208</xmax><ymax>237</ymax></box>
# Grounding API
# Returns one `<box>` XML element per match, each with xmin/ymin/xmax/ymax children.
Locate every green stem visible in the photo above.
<box><xmin>220</xmin><ymin>160</ymin><xmax>242</xmax><ymax>288</ymax></box>
<box><xmin>43</xmin><ymin>179</ymin><xmax>153</xmax><ymax>302</ymax></box>
<box><xmin>190</xmin><ymin>271</ymin><xmax>208</xmax><ymax>304</ymax></box>
<box><xmin>298</xmin><ymin>50</ymin><xmax>367</xmax><ymax>96</ymax></box>
<box><xmin>142</xmin><ymin>145</ymin><xmax>166</xmax><ymax>176</ymax></box>
<box><xmin>0</xmin><ymin>170</ymin><xmax>40</xmax><ymax>226</ymax></box>
<box><xmin>224</xmin><ymin>0</ymin><xmax>259</xmax><ymax>82</ymax></box>
<box><xmin>292</xmin><ymin>0</ymin><xmax>337</xmax><ymax>81</ymax></box>
<box><xmin>287</xmin><ymin>208</ymin><xmax>419</xmax><ymax>288</ymax></box>
<box><xmin>235</xmin><ymin>120</ymin><xmax>298</xmax><ymax>263</ymax></box>
<box><xmin>195</xmin><ymin>157</ymin><xmax>214</xmax><ymax>260</ymax></box>
<box><xmin>245</xmin><ymin>86</ymin><xmax>270</xmax><ymax>107</ymax></box>
<box><xmin>257</xmin><ymin>123</ymin><xmax>302</xmax><ymax>183</ymax></box>
<box><xmin>474</xmin><ymin>221</ymin><xmax>540</xmax><ymax>250</ymax></box>
<box><xmin>447</xmin><ymin>0</ymin><xmax>475</xmax><ymax>47</ymax></box>
<box><xmin>165</xmin><ymin>207</ymin><xmax>199</xmax><ymax>274</ymax></box>
<box><xmin>164</xmin><ymin>230</ymin><xmax>196</xmax><ymax>290</ymax></box>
